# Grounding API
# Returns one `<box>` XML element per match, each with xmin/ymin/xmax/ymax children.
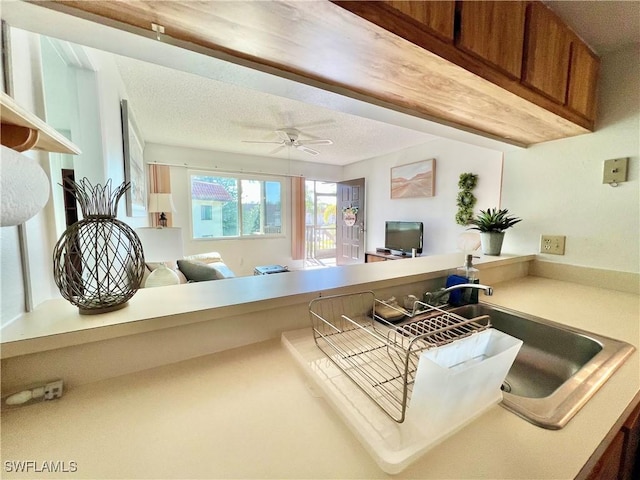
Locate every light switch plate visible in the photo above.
<box><xmin>603</xmin><ymin>158</ymin><xmax>628</xmax><ymax>185</ymax></box>
<box><xmin>540</xmin><ymin>235</ymin><xmax>566</xmax><ymax>255</ymax></box>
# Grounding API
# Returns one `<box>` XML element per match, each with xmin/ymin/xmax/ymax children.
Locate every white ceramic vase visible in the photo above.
<box><xmin>480</xmin><ymin>232</ymin><xmax>505</xmax><ymax>256</ymax></box>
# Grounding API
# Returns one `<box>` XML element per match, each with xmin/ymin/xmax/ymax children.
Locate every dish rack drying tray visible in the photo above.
<box><xmin>309</xmin><ymin>291</ymin><xmax>491</xmax><ymax>423</ymax></box>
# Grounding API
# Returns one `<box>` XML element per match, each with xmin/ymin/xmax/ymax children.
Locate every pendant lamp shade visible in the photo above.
<box><xmin>0</xmin><ymin>145</ymin><xmax>50</xmax><ymax>226</ymax></box>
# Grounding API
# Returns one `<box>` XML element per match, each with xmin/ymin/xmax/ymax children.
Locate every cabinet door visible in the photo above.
<box><xmin>620</xmin><ymin>400</ymin><xmax>640</xmax><ymax>480</ymax></box>
<box><xmin>522</xmin><ymin>2</ymin><xmax>572</xmax><ymax>103</ymax></box>
<box><xmin>567</xmin><ymin>39</ymin><xmax>599</xmax><ymax>120</ymax></box>
<box><xmin>586</xmin><ymin>430</ymin><xmax>625</xmax><ymax>480</ymax></box>
<box><xmin>457</xmin><ymin>1</ymin><xmax>527</xmax><ymax>79</ymax></box>
<box><xmin>365</xmin><ymin>254</ymin><xmax>387</xmax><ymax>263</ymax></box>
<box><xmin>383</xmin><ymin>1</ymin><xmax>455</xmax><ymax>42</ymax></box>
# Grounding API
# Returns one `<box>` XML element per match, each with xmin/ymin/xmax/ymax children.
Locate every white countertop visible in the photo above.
<box><xmin>0</xmin><ymin>253</ymin><xmax>531</xmax><ymax>358</ymax></box>
<box><xmin>1</xmin><ymin>275</ymin><xmax>638</xmax><ymax>479</ymax></box>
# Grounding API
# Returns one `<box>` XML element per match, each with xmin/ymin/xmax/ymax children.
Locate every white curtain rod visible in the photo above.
<box><xmin>147</xmin><ymin>161</ymin><xmax>306</xmax><ymax>179</ymax></box>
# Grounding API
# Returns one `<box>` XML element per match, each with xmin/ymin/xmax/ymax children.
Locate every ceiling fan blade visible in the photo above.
<box><xmin>296</xmin><ymin>145</ymin><xmax>319</xmax><ymax>155</ymax></box>
<box><xmin>297</xmin><ymin>139</ymin><xmax>333</xmax><ymax>146</ymax></box>
<box><xmin>242</xmin><ymin>140</ymin><xmax>284</xmax><ymax>144</ymax></box>
<box><xmin>268</xmin><ymin>145</ymin><xmax>287</xmax><ymax>155</ymax></box>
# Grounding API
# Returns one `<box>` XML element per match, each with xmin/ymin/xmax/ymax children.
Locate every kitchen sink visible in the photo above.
<box><xmin>444</xmin><ymin>303</ymin><xmax>635</xmax><ymax>429</ymax></box>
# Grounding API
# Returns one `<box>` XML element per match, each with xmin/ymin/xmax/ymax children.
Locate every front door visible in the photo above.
<box><xmin>336</xmin><ymin>178</ymin><xmax>365</xmax><ymax>265</ymax></box>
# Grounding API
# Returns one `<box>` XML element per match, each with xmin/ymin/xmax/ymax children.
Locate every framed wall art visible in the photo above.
<box><xmin>390</xmin><ymin>158</ymin><xmax>436</xmax><ymax>199</ymax></box>
<box><xmin>121</xmin><ymin>99</ymin><xmax>146</xmax><ymax>217</ymax></box>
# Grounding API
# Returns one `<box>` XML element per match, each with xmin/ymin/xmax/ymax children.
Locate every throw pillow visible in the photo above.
<box><xmin>144</xmin><ymin>262</ymin><xmax>188</xmax><ymax>285</ymax></box>
<box><xmin>209</xmin><ymin>263</ymin><xmax>235</xmax><ymax>279</ymax></box>
<box><xmin>183</xmin><ymin>252</ymin><xmax>223</xmax><ymax>265</ymax></box>
<box><xmin>177</xmin><ymin>259</ymin><xmax>219</xmax><ymax>282</ymax></box>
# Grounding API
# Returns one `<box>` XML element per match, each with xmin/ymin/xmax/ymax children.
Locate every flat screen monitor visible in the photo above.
<box><xmin>384</xmin><ymin>221</ymin><xmax>423</xmax><ymax>255</ymax></box>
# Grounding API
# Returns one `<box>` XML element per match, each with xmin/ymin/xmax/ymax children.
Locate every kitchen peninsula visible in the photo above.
<box><xmin>1</xmin><ymin>253</ymin><xmax>638</xmax><ymax>478</ymax></box>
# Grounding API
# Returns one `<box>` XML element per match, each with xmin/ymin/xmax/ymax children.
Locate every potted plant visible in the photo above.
<box><xmin>468</xmin><ymin>208</ymin><xmax>522</xmax><ymax>256</ymax></box>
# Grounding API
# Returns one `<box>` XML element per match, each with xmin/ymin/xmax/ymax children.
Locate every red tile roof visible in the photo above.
<box><xmin>191</xmin><ymin>181</ymin><xmax>233</xmax><ymax>201</ymax></box>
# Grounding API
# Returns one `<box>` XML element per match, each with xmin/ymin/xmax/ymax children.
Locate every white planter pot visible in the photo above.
<box><xmin>480</xmin><ymin>232</ymin><xmax>505</xmax><ymax>256</ymax></box>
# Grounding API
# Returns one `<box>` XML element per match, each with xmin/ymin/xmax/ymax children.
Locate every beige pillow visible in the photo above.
<box><xmin>183</xmin><ymin>252</ymin><xmax>223</xmax><ymax>265</ymax></box>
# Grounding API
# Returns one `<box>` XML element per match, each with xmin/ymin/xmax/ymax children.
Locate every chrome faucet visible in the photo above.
<box><xmin>424</xmin><ymin>283</ymin><xmax>493</xmax><ymax>306</ymax></box>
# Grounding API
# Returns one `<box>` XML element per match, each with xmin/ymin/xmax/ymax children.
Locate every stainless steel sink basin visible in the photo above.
<box><xmin>446</xmin><ymin>303</ymin><xmax>635</xmax><ymax>429</ymax></box>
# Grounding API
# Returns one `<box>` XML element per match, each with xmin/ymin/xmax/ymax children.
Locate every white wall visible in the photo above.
<box><xmin>502</xmin><ymin>45</ymin><xmax>640</xmax><ymax>273</ymax></box>
<box><xmin>40</xmin><ymin>42</ymin><xmax>148</xmax><ymax>226</ymax></box>
<box><xmin>86</xmin><ymin>48</ymin><xmax>149</xmax><ymax>227</ymax></box>
<box><xmin>145</xmin><ymin>143</ymin><xmax>343</xmax><ymax>275</ymax></box>
<box><xmin>0</xmin><ymin>225</ymin><xmax>25</xmax><ymax>325</ymax></box>
<box><xmin>0</xmin><ymin>28</ymin><xmax>57</xmax><ymax>326</ymax></box>
<box><xmin>343</xmin><ymin>139</ymin><xmax>504</xmax><ymax>256</ymax></box>
<box><xmin>1</xmin><ymin>30</ymin><xmax>149</xmax><ymax>326</ymax></box>
<box><xmin>40</xmin><ymin>38</ymin><xmax>78</xmax><ymax>239</ymax></box>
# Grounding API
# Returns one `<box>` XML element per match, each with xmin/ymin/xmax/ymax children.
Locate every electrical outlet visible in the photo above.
<box><xmin>540</xmin><ymin>235</ymin><xmax>566</xmax><ymax>255</ymax></box>
<box><xmin>2</xmin><ymin>379</ymin><xmax>63</xmax><ymax>409</ymax></box>
<box><xmin>44</xmin><ymin>379</ymin><xmax>64</xmax><ymax>400</ymax></box>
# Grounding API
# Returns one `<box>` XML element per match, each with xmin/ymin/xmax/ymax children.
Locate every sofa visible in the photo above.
<box><xmin>142</xmin><ymin>252</ymin><xmax>236</xmax><ymax>287</ymax></box>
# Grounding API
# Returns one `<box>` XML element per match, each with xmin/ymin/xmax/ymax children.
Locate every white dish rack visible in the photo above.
<box><xmin>308</xmin><ymin>291</ymin><xmax>492</xmax><ymax>423</ymax></box>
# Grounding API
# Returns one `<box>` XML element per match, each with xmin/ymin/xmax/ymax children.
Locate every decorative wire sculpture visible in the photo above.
<box><xmin>53</xmin><ymin>178</ymin><xmax>145</xmax><ymax>315</ymax></box>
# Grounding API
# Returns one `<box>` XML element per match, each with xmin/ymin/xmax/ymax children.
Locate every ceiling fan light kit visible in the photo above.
<box><xmin>243</xmin><ymin>128</ymin><xmax>333</xmax><ymax>156</ymax></box>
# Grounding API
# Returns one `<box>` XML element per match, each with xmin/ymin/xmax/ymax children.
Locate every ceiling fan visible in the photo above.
<box><xmin>242</xmin><ymin>129</ymin><xmax>333</xmax><ymax>156</ymax></box>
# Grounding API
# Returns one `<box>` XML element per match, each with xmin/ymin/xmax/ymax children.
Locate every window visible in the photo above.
<box><xmin>200</xmin><ymin>205</ymin><xmax>213</xmax><ymax>221</ymax></box>
<box><xmin>190</xmin><ymin>173</ymin><xmax>283</xmax><ymax>239</ymax></box>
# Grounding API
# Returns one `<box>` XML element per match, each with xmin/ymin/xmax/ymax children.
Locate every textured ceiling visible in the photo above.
<box><xmin>114</xmin><ymin>55</ymin><xmax>438</xmax><ymax>166</ymax></box>
<box><xmin>545</xmin><ymin>0</ymin><xmax>640</xmax><ymax>54</ymax></box>
<box><xmin>111</xmin><ymin>1</ymin><xmax>639</xmax><ymax>167</ymax></box>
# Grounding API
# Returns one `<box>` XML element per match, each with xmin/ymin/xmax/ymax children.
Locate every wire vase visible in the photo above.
<box><xmin>53</xmin><ymin>178</ymin><xmax>145</xmax><ymax>315</ymax></box>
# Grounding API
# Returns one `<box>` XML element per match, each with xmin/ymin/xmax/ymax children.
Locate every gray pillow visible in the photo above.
<box><xmin>177</xmin><ymin>259</ymin><xmax>218</xmax><ymax>282</ymax></box>
<box><xmin>177</xmin><ymin>259</ymin><xmax>235</xmax><ymax>282</ymax></box>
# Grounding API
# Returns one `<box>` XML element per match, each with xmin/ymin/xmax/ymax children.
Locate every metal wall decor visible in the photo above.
<box><xmin>53</xmin><ymin>178</ymin><xmax>145</xmax><ymax>314</ymax></box>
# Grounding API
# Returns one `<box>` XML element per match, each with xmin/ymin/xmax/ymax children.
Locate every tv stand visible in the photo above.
<box><xmin>365</xmin><ymin>251</ymin><xmax>418</xmax><ymax>263</ymax></box>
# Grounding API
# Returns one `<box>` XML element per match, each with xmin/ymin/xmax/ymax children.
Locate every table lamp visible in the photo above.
<box><xmin>135</xmin><ymin>227</ymin><xmax>183</xmax><ymax>287</ymax></box>
<box><xmin>147</xmin><ymin>193</ymin><xmax>175</xmax><ymax>227</ymax></box>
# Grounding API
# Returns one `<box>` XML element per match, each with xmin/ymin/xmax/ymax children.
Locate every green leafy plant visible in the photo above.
<box><xmin>458</xmin><ymin>172</ymin><xmax>478</xmax><ymax>190</ymax></box>
<box><xmin>468</xmin><ymin>208</ymin><xmax>522</xmax><ymax>233</ymax></box>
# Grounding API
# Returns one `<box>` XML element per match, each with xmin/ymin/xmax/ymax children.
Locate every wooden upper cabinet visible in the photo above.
<box><xmin>522</xmin><ymin>2</ymin><xmax>573</xmax><ymax>103</ymax></box>
<box><xmin>382</xmin><ymin>1</ymin><xmax>455</xmax><ymax>42</ymax></box>
<box><xmin>335</xmin><ymin>0</ymin><xmax>598</xmax><ymax>130</ymax></box>
<box><xmin>456</xmin><ymin>1</ymin><xmax>527</xmax><ymax>79</ymax></box>
<box><xmin>567</xmin><ymin>39</ymin><xmax>600</xmax><ymax>120</ymax></box>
